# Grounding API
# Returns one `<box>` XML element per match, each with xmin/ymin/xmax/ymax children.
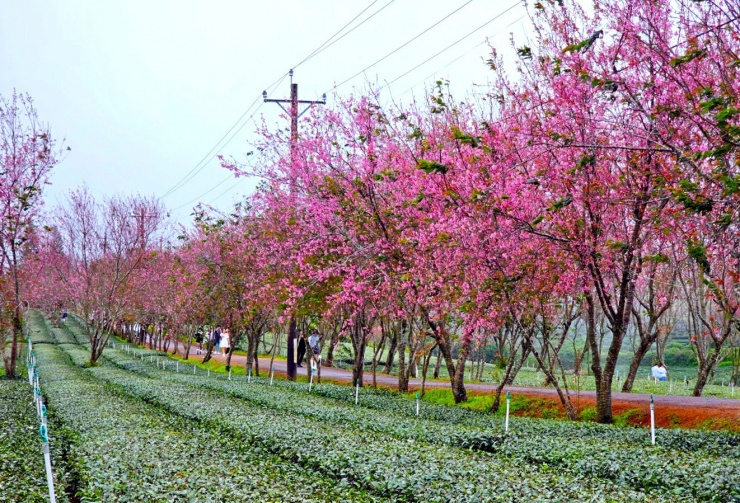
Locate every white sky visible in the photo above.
<box><xmin>1</xmin><ymin>0</ymin><xmax>531</xmax><ymax>224</ymax></box>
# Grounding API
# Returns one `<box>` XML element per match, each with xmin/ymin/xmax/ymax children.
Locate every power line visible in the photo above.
<box><xmin>293</xmin><ymin>0</ymin><xmax>397</xmax><ymax>70</ymax></box>
<box><xmin>162</xmin><ymin>2</ymin><xmax>399</xmax><ymax>206</ymax></box>
<box><xmin>159</xmin><ymin>74</ymin><xmax>287</xmax><ymax>201</ymax></box>
<box><xmin>327</xmin><ymin>0</ymin><xmax>475</xmax><ymax>94</ymax></box>
<box><xmin>207</xmin><ymin>177</ymin><xmax>245</xmax><ymax>205</ymax></box>
<box><xmin>170</xmin><ymin>173</ymin><xmax>235</xmax><ymax>212</ymax></box>
<box><xmin>381</xmin><ymin>1</ymin><xmax>522</xmax><ymax>91</ymax></box>
<box><xmin>398</xmin><ymin>13</ymin><xmax>526</xmax><ymax>98</ymax></box>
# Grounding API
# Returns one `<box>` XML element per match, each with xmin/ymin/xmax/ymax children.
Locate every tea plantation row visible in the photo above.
<box><xmin>6</xmin><ymin>314</ymin><xmax>739</xmax><ymax>502</ymax></box>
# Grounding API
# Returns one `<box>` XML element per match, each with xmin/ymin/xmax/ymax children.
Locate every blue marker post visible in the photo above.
<box><xmin>39</xmin><ymin>424</ymin><xmax>56</xmax><ymax>503</ymax></box>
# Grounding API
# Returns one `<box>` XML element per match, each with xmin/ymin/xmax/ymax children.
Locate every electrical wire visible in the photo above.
<box><xmin>170</xmin><ymin>173</ymin><xmax>235</xmax><ymax>212</ymax></box>
<box><xmin>397</xmin><ymin>13</ymin><xmax>526</xmax><ymax>98</ymax></box>
<box><xmin>163</xmin><ymin>2</ymin><xmax>401</xmax><ymax>205</ymax></box>
<box><xmin>207</xmin><ymin>177</ymin><xmax>246</xmax><ymax>205</ymax></box>
<box><xmin>293</xmin><ymin>0</ymin><xmax>397</xmax><ymax>70</ymax></box>
<box><xmin>159</xmin><ymin>74</ymin><xmax>287</xmax><ymax>201</ymax></box>
<box><xmin>380</xmin><ymin>1</ymin><xmax>521</xmax><ymax>91</ymax></box>
<box><xmin>327</xmin><ymin>0</ymin><xmax>475</xmax><ymax>93</ymax></box>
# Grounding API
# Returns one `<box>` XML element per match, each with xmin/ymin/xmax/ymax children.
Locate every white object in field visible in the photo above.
<box><xmin>650</xmin><ymin>394</ymin><xmax>656</xmax><ymax>445</ymax></box>
<box><xmin>355</xmin><ymin>380</ymin><xmax>360</xmax><ymax>405</ymax></box>
<box><xmin>270</xmin><ymin>369</ymin><xmax>274</xmax><ymax>386</ymax></box>
<box><xmin>309</xmin><ymin>373</ymin><xmax>314</xmax><ymax>392</ymax></box>
<box><xmin>40</xmin><ymin>425</ymin><xmax>56</xmax><ymax>503</ymax></box>
<box><xmin>505</xmin><ymin>392</ymin><xmax>511</xmax><ymax>433</ymax></box>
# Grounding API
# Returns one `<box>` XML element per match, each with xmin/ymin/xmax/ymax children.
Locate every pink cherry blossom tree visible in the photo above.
<box><xmin>0</xmin><ymin>91</ymin><xmax>64</xmax><ymax>376</ymax></box>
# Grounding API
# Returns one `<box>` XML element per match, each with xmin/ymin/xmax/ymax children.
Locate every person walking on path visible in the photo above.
<box><xmin>297</xmin><ymin>334</ymin><xmax>306</xmax><ymax>367</ymax></box>
<box><xmin>213</xmin><ymin>327</ymin><xmax>222</xmax><ymax>357</ymax></box>
<box><xmin>220</xmin><ymin>328</ymin><xmax>231</xmax><ymax>356</ymax></box>
<box><xmin>656</xmin><ymin>364</ymin><xmax>668</xmax><ymax>382</ymax></box>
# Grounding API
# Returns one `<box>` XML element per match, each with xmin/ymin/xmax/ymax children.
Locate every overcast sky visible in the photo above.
<box><xmin>1</xmin><ymin>0</ymin><xmax>531</xmax><ymax>224</ymax></box>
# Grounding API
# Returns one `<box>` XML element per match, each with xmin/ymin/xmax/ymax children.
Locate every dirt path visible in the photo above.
<box><xmin>177</xmin><ymin>343</ymin><xmax>739</xmax><ymax>430</ymax></box>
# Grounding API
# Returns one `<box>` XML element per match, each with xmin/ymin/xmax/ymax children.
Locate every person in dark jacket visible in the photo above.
<box><xmin>297</xmin><ymin>334</ymin><xmax>306</xmax><ymax>367</ymax></box>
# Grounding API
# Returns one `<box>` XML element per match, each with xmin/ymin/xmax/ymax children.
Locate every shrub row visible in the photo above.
<box><xmin>32</xmin><ymin>342</ymin><xmax>372</xmax><ymax>502</ymax></box>
<box><xmin>100</xmin><ymin>346</ymin><xmax>739</xmax><ymax>502</ymax></box>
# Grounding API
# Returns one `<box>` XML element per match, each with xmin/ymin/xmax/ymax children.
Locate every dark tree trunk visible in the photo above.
<box><xmin>433</xmin><ymin>348</ymin><xmax>442</xmax><ymax>378</ymax></box>
<box><xmin>384</xmin><ymin>332</ymin><xmax>397</xmax><ymax>374</ymax></box>
<box><xmin>287</xmin><ymin>317</ymin><xmax>297</xmax><ymax>381</ymax></box>
<box><xmin>622</xmin><ymin>338</ymin><xmax>652</xmax><ymax>392</ymax></box>
<box><xmin>694</xmin><ymin>349</ymin><xmax>720</xmax><ymax>397</ymax></box>
<box><xmin>397</xmin><ymin>337</ymin><xmax>408</xmax><ymax>393</ymax></box>
<box><xmin>325</xmin><ymin>328</ymin><xmax>340</xmax><ymax>368</ymax></box>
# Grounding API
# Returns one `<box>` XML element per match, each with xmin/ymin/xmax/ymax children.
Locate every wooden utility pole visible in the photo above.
<box><xmin>263</xmin><ymin>69</ymin><xmax>326</xmax><ymax>381</ymax></box>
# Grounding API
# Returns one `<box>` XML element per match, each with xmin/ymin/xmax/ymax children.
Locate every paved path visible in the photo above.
<box><xmin>177</xmin><ymin>343</ymin><xmax>740</xmax><ymax>413</ymax></box>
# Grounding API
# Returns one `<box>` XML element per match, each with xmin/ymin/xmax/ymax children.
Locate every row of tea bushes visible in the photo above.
<box><xmin>0</xmin><ymin>373</ymin><xmax>68</xmax><ymax>503</ymax></box>
<box><xmin>31</xmin><ymin>342</ymin><xmax>373</xmax><ymax>502</ymax></box>
<box><xmin>99</xmin><ymin>345</ymin><xmax>739</xmax><ymax>502</ymax></box>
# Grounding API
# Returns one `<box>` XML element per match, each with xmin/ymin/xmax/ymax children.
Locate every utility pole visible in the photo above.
<box><xmin>263</xmin><ymin>69</ymin><xmax>326</xmax><ymax>381</ymax></box>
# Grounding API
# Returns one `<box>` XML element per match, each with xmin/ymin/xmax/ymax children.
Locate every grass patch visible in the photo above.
<box><xmin>614</xmin><ymin>408</ymin><xmax>648</xmax><ymax>427</ymax></box>
<box><xmin>695</xmin><ymin>417</ymin><xmax>737</xmax><ymax>431</ymax></box>
<box><xmin>578</xmin><ymin>406</ymin><xmax>597</xmax><ymax>422</ymax></box>
<box><xmin>666</xmin><ymin>413</ymin><xmax>682</xmax><ymax>427</ymax></box>
<box><xmin>416</xmin><ymin>388</ymin><xmax>567</xmax><ymax>418</ymax></box>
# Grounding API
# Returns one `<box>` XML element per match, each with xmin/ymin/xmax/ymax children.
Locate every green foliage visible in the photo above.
<box><xmin>669</xmin><ymin>47</ymin><xmax>708</xmax><ymax>68</ymax></box>
<box><xmin>687</xmin><ymin>240</ymin><xmax>711</xmax><ymax>274</ymax></box>
<box><xmin>17</xmin><ymin>315</ymin><xmax>740</xmax><ymax>503</ymax></box>
<box><xmin>417</xmin><ymin>159</ymin><xmax>449</xmax><ymax>175</ymax></box>
<box><xmin>0</xmin><ymin>373</ymin><xmax>66</xmax><ymax>502</ymax></box>
<box><xmin>548</xmin><ymin>195</ymin><xmax>573</xmax><ymax>212</ymax></box>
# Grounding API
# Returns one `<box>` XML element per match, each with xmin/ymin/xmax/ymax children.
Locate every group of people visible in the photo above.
<box><xmin>651</xmin><ymin>362</ymin><xmax>668</xmax><ymax>382</ymax></box>
<box><xmin>194</xmin><ymin>326</ymin><xmax>231</xmax><ymax>356</ymax></box>
<box><xmin>297</xmin><ymin>332</ymin><xmax>320</xmax><ymax>368</ymax></box>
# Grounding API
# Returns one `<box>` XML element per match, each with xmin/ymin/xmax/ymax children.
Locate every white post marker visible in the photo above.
<box><xmin>39</xmin><ymin>424</ymin><xmax>57</xmax><ymax>503</ymax></box>
<box><xmin>505</xmin><ymin>392</ymin><xmax>511</xmax><ymax>433</ymax></box>
<box><xmin>415</xmin><ymin>393</ymin><xmax>420</xmax><ymax>417</ymax></box>
<box><xmin>228</xmin><ymin>368</ymin><xmax>232</xmax><ymax>381</ymax></box>
<box><xmin>248</xmin><ymin>369</ymin><xmax>251</xmax><ymax>384</ymax></box>
<box><xmin>207</xmin><ymin>369</ymin><xmax>210</xmax><ymax>378</ymax></box>
<box><xmin>355</xmin><ymin>379</ymin><xmax>360</xmax><ymax>406</ymax></box>
<box><xmin>176</xmin><ymin>361</ymin><xmax>179</xmax><ymax>373</ymax></box>
<box><xmin>270</xmin><ymin>369</ymin><xmax>274</xmax><ymax>386</ymax></box>
<box><xmin>309</xmin><ymin>373</ymin><xmax>314</xmax><ymax>392</ymax></box>
<box><xmin>193</xmin><ymin>364</ymin><xmax>196</xmax><ymax>375</ymax></box>
<box><xmin>650</xmin><ymin>394</ymin><xmax>656</xmax><ymax>445</ymax></box>
<box><xmin>669</xmin><ymin>380</ymin><xmax>672</xmax><ymax>393</ymax></box>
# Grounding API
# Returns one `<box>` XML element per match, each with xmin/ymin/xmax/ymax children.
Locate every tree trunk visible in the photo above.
<box><xmin>693</xmin><ymin>350</ymin><xmax>720</xmax><ymax>397</ymax></box>
<box><xmin>384</xmin><ymin>332</ymin><xmax>397</xmax><ymax>374</ymax></box>
<box><xmin>325</xmin><ymin>328</ymin><xmax>340</xmax><ymax>368</ymax></box>
<box><xmin>371</xmin><ymin>331</ymin><xmax>386</xmax><ymax>388</ymax></box>
<box><xmin>287</xmin><ymin>317</ymin><xmax>297</xmax><ymax>381</ymax></box>
<box><xmin>352</xmin><ymin>335</ymin><xmax>366</xmax><ymax>387</ymax></box>
<box><xmin>621</xmin><ymin>339</ymin><xmax>652</xmax><ymax>392</ymax></box>
<box><xmin>433</xmin><ymin>348</ymin><xmax>442</xmax><ymax>378</ymax></box>
<box><xmin>419</xmin><ymin>343</ymin><xmax>436</xmax><ymax>397</ymax></box>
<box><xmin>397</xmin><ymin>338</ymin><xmax>408</xmax><ymax>392</ymax></box>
